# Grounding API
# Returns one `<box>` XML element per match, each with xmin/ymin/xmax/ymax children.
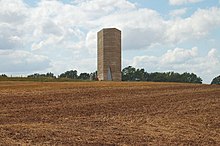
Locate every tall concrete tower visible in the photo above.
<box><xmin>97</xmin><ymin>28</ymin><xmax>121</xmax><ymax>81</ymax></box>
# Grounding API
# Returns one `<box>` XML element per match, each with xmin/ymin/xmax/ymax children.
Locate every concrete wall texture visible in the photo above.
<box><xmin>97</xmin><ymin>28</ymin><xmax>121</xmax><ymax>81</ymax></box>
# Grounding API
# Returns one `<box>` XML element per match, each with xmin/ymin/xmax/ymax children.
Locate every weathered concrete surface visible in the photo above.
<box><xmin>97</xmin><ymin>28</ymin><xmax>121</xmax><ymax>81</ymax></box>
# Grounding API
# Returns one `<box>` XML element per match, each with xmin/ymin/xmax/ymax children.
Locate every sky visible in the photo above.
<box><xmin>0</xmin><ymin>0</ymin><xmax>220</xmax><ymax>83</ymax></box>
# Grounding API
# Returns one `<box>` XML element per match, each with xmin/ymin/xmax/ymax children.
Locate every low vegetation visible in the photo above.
<box><xmin>211</xmin><ymin>75</ymin><xmax>220</xmax><ymax>85</ymax></box>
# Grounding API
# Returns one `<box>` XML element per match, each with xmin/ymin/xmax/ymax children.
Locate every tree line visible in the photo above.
<box><xmin>26</xmin><ymin>70</ymin><xmax>97</xmax><ymax>81</ymax></box>
<box><xmin>122</xmin><ymin>66</ymin><xmax>202</xmax><ymax>83</ymax></box>
<box><xmin>0</xmin><ymin>66</ymin><xmax>220</xmax><ymax>84</ymax></box>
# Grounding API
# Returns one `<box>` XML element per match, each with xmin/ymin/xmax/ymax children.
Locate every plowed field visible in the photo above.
<box><xmin>0</xmin><ymin>81</ymin><xmax>219</xmax><ymax>145</ymax></box>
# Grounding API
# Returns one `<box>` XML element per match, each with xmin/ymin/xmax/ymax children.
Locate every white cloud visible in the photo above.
<box><xmin>0</xmin><ymin>0</ymin><xmax>28</xmax><ymax>24</ymax></box>
<box><xmin>161</xmin><ymin>47</ymin><xmax>198</xmax><ymax>64</ymax></box>
<box><xmin>0</xmin><ymin>0</ymin><xmax>28</xmax><ymax>50</ymax></box>
<box><xmin>131</xmin><ymin>47</ymin><xmax>220</xmax><ymax>83</ymax></box>
<box><xmin>166</xmin><ymin>7</ymin><xmax>220</xmax><ymax>44</ymax></box>
<box><xmin>0</xmin><ymin>50</ymin><xmax>51</xmax><ymax>73</ymax></box>
<box><xmin>169</xmin><ymin>0</ymin><xmax>203</xmax><ymax>5</ymax></box>
<box><xmin>75</xmin><ymin>0</ymin><xmax>136</xmax><ymax>15</ymax></box>
<box><xmin>94</xmin><ymin>6</ymin><xmax>220</xmax><ymax>48</ymax></box>
<box><xmin>95</xmin><ymin>8</ymin><xmax>166</xmax><ymax>50</ymax></box>
<box><xmin>1</xmin><ymin>0</ymin><xmax>219</xmax><ymax>53</ymax></box>
<box><xmin>169</xmin><ymin>8</ymin><xmax>188</xmax><ymax>17</ymax></box>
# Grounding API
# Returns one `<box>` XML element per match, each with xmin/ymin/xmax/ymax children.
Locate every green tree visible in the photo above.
<box><xmin>46</xmin><ymin>72</ymin><xmax>56</xmax><ymax>78</ymax></box>
<box><xmin>78</xmin><ymin>73</ymin><xmax>90</xmax><ymax>80</ymax></box>
<box><xmin>0</xmin><ymin>74</ymin><xmax>7</xmax><ymax>78</ymax></box>
<box><xmin>180</xmin><ymin>72</ymin><xmax>202</xmax><ymax>83</ymax></box>
<box><xmin>27</xmin><ymin>73</ymin><xmax>40</xmax><ymax>78</ymax></box>
<box><xmin>27</xmin><ymin>72</ymin><xmax>56</xmax><ymax>78</ymax></box>
<box><xmin>90</xmin><ymin>71</ymin><xmax>98</xmax><ymax>81</ymax></box>
<box><xmin>59</xmin><ymin>70</ymin><xmax>78</xmax><ymax>79</ymax></box>
<box><xmin>211</xmin><ymin>75</ymin><xmax>220</xmax><ymax>85</ymax></box>
<box><xmin>135</xmin><ymin>69</ymin><xmax>146</xmax><ymax>81</ymax></box>
<box><xmin>167</xmin><ymin>72</ymin><xmax>181</xmax><ymax>82</ymax></box>
<box><xmin>149</xmin><ymin>72</ymin><xmax>167</xmax><ymax>82</ymax></box>
<box><xmin>121</xmin><ymin>66</ymin><xmax>202</xmax><ymax>83</ymax></box>
<box><xmin>122</xmin><ymin>66</ymin><xmax>136</xmax><ymax>81</ymax></box>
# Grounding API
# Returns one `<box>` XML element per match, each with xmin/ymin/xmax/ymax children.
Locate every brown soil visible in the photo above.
<box><xmin>0</xmin><ymin>81</ymin><xmax>219</xmax><ymax>145</ymax></box>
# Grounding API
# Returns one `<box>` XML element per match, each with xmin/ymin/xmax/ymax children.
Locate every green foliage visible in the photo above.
<box><xmin>211</xmin><ymin>75</ymin><xmax>220</xmax><ymax>85</ymax></box>
<box><xmin>122</xmin><ymin>66</ymin><xmax>136</xmax><ymax>81</ymax></box>
<box><xmin>0</xmin><ymin>74</ymin><xmax>7</xmax><ymax>78</ymax></box>
<box><xmin>59</xmin><ymin>70</ymin><xmax>78</xmax><ymax>79</ymax></box>
<box><xmin>78</xmin><ymin>73</ymin><xmax>90</xmax><ymax>80</ymax></box>
<box><xmin>59</xmin><ymin>70</ymin><xmax>97</xmax><ymax>81</ymax></box>
<box><xmin>90</xmin><ymin>71</ymin><xmax>98</xmax><ymax>81</ymax></box>
<box><xmin>0</xmin><ymin>70</ymin><xmax>98</xmax><ymax>82</ymax></box>
<box><xmin>0</xmin><ymin>67</ymin><xmax>203</xmax><ymax>84</ymax></box>
<box><xmin>122</xmin><ymin>66</ymin><xmax>202</xmax><ymax>84</ymax></box>
<box><xmin>122</xmin><ymin>66</ymin><xmax>148</xmax><ymax>81</ymax></box>
<box><xmin>27</xmin><ymin>72</ymin><xmax>56</xmax><ymax>78</ymax></box>
<box><xmin>0</xmin><ymin>77</ymin><xmax>54</xmax><ymax>82</ymax></box>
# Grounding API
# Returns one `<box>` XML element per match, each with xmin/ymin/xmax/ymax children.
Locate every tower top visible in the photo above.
<box><xmin>99</xmin><ymin>28</ymin><xmax>121</xmax><ymax>32</ymax></box>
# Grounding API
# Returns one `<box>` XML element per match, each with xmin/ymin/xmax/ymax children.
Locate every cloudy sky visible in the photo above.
<box><xmin>0</xmin><ymin>0</ymin><xmax>220</xmax><ymax>83</ymax></box>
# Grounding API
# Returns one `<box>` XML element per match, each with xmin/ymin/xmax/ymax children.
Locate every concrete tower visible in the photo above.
<box><xmin>97</xmin><ymin>28</ymin><xmax>121</xmax><ymax>81</ymax></box>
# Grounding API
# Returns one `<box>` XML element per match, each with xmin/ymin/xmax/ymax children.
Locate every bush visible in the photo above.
<box><xmin>211</xmin><ymin>75</ymin><xmax>220</xmax><ymax>85</ymax></box>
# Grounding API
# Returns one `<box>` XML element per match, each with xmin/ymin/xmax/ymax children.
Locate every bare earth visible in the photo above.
<box><xmin>0</xmin><ymin>81</ymin><xmax>219</xmax><ymax>145</ymax></box>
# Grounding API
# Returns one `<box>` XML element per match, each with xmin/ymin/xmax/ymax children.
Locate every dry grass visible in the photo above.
<box><xmin>0</xmin><ymin>81</ymin><xmax>219</xmax><ymax>145</ymax></box>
